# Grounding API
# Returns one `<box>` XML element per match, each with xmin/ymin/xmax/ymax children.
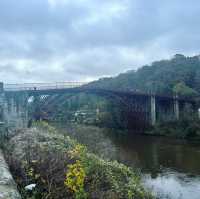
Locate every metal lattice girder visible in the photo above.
<box><xmin>42</xmin><ymin>94</ymin><xmax>60</xmax><ymax>107</ymax></box>
<box><xmin>41</xmin><ymin>94</ymin><xmax>67</xmax><ymax>110</ymax></box>
<box><xmin>40</xmin><ymin>95</ymin><xmax>49</xmax><ymax>101</ymax></box>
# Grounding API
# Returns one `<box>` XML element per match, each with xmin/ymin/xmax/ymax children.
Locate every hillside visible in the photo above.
<box><xmin>87</xmin><ymin>54</ymin><xmax>200</xmax><ymax>96</ymax></box>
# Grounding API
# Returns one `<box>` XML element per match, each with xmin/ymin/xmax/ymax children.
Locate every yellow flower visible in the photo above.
<box><xmin>64</xmin><ymin>160</ymin><xmax>86</xmax><ymax>194</ymax></box>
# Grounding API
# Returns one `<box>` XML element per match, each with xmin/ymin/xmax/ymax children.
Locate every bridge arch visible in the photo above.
<box><xmin>25</xmin><ymin>89</ymin><xmax>151</xmax><ymax>130</ymax></box>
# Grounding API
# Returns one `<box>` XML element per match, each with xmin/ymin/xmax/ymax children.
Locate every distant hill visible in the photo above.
<box><xmin>86</xmin><ymin>54</ymin><xmax>200</xmax><ymax>96</ymax></box>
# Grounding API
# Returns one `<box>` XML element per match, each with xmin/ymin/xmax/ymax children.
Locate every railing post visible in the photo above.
<box><xmin>150</xmin><ymin>95</ymin><xmax>156</xmax><ymax>126</ymax></box>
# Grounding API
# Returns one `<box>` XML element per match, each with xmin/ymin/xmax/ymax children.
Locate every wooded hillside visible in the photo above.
<box><xmin>87</xmin><ymin>54</ymin><xmax>200</xmax><ymax>96</ymax></box>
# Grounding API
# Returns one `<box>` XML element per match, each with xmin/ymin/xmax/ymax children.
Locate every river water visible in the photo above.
<box><xmin>55</xmin><ymin>124</ymin><xmax>200</xmax><ymax>199</ymax></box>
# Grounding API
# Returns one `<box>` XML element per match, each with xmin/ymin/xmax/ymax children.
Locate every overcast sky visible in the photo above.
<box><xmin>0</xmin><ymin>0</ymin><xmax>200</xmax><ymax>83</ymax></box>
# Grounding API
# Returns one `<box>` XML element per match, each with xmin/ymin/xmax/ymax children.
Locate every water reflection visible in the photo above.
<box><xmin>110</xmin><ymin>133</ymin><xmax>200</xmax><ymax>198</ymax></box>
<box><xmin>144</xmin><ymin>171</ymin><xmax>200</xmax><ymax>199</ymax></box>
<box><xmin>111</xmin><ymin>134</ymin><xmax>200</xmax><ymax>175</ymax></box>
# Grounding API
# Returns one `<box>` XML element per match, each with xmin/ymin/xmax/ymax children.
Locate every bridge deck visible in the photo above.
<box><xmin>3</xmin><ymin>82</ymin><xmax>196</xmax><ymax>103</ymax></box>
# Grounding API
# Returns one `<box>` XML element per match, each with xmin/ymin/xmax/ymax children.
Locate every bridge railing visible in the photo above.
<box><xmin>4</xmin><ymin>82</ymin><xmax>88</xmax><ymax>91</ymax></box>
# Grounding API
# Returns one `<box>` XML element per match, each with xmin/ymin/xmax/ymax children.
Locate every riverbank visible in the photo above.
<box><xmin>145</xmin><ymin>119</ymin><xmax>200</xmax><ymax>140</ymax></box>
<box><xmin>3</xmin><ymin>122</ymin><xmax>153</xmax><ymax>199</ymax></box>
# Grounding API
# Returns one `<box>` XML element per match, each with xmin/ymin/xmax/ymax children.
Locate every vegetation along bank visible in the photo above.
<box><xmin>2</xmin><ymin>122</ymin><xmax>153</xmax><ymax>199</ymax></box>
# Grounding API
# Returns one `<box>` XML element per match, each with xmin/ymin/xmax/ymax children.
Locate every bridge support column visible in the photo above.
<box><xmin>20</xmin><ymin>93</ymin><xmax>29</xmax><ymax>127</ymax></box>
<box><xmin>150</xmin><ymin>95</ymin><xmax>156</xmax><ymax>126</ymax></box>
<box><xmin>174</xmin><ymin>96</ymin><xmax>179</xmax><ymax>120</ymax></box>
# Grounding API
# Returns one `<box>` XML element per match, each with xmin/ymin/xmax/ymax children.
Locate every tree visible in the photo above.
<box><xmin>173</xmin><ymin>82</ymin><xmax>198</xmax><ymax>97</ymax></box>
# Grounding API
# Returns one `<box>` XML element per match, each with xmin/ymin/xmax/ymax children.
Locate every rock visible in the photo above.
<box><xmin>25</xmin><ymin>184</ymin><xmax>36</xmax><ymax>191</ymax></box>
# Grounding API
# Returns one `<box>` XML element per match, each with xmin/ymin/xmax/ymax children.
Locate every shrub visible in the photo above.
<box><xmin>64</xmin><ymin>160</ymin><xmax>87</xmax><ymax>199</ymax></box>
<box><xmin>146</xmin><ymin>117</ymin><xmax>200</xmax><ymax>140</ymax></box>
<box><xmin>4</xmin><ymin>122</ymin><xmax>153</xmax><ymax>199</ymax></box>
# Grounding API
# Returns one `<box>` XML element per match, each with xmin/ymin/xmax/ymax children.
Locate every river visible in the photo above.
<box><xmin>55</xmin><ymin>123</ymin><xmax>200</xmax><ymax>199</ymax></box>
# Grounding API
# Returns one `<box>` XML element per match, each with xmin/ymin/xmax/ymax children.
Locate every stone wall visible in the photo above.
<box><xmin>0</xmin><ymin>150</ymin><xmax>21</xmax><ymax>199</ymax></box>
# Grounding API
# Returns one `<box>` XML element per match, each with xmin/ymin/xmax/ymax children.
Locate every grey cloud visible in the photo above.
<box><xmin>0</xmin><ymin>0</ymin><xmax>200</xmax><ymax>83</ymax></box>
